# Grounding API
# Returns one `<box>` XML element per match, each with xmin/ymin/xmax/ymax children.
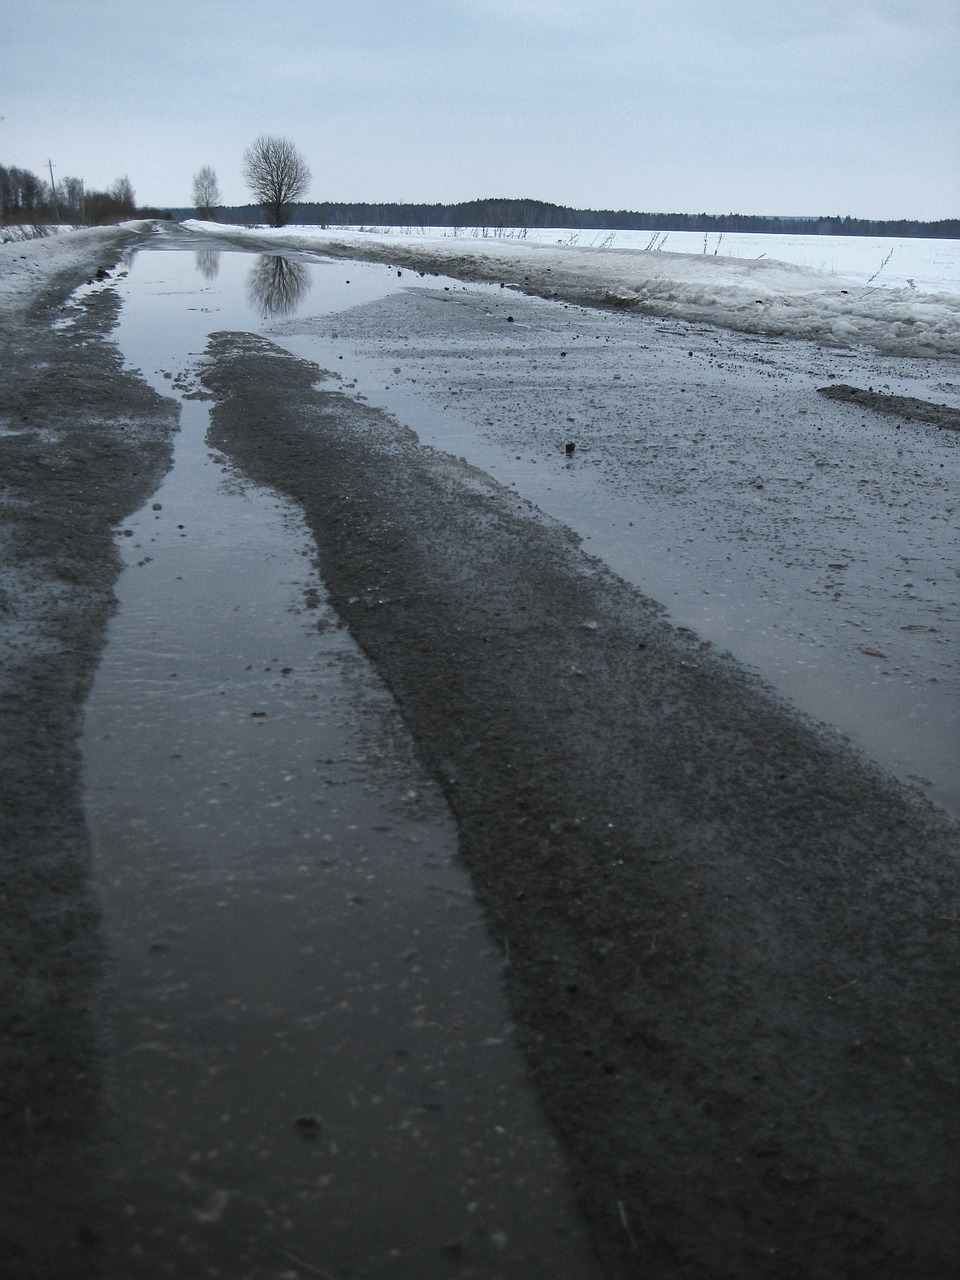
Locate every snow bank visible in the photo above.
<box><xmin>4</xmin><ymin>219</ymin><xmax>957</xmax><ymax>358</ymax></box>
<box><xmin>0</xmin><ymin>223</ymin><xmax>80</xmax><ymax>245</ymax></box>
<box><xmin>0</xmin><ymin>224</ymin><xmax>132</xmax><ymax>319</ymax></box>
<box><xmin>465</xmin><ymin>227</ymin><xmax>960</xmax><ymax>297</ymax></box>
<box><xmin>184</xmin><ymin>220</ymin><xmax>960</xmax><ymax>358</ymax></box>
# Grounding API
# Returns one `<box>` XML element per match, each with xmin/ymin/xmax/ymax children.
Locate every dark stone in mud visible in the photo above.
<box><xmin>817</xmin><ymin>382</ymin><xmax>960</xmax><ymax>430</ymax></box>
<box><xmin>200</xmin><ymin>331</ymin><xmax>960</xmax><ymax>1279</ymax></box>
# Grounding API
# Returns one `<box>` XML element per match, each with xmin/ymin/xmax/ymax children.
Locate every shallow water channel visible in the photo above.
<box><xmin>81</xmin><ymin>248</ymin><xmax>598</xmax><ymax>1277</ymax></box>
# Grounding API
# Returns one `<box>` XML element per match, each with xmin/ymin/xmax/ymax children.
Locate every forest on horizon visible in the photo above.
<box><xmin>3</xmin><ymin>161</ymin><xmax>956</xmax><ymax>240</ymax></box>
<box><xmin>179</xmin><ymin>197</ymin><xmax>960</xmax><ymax>240</ymax></box>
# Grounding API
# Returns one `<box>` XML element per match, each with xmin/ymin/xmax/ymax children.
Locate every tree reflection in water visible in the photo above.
<box><xmin>246</xmin><ymin>254</ymin><xmax>311</xmax><ymax>319</ymax></box>
<box><xmin>195</xmin><ymin>248</ymin><xmax>221</xmax><ymax>281</ymax></box>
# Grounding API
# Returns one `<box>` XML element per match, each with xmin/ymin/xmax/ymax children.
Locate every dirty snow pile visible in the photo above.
<box><xmin>0</xmin><ymin>223</ymin><xmax>132</xmax><ymax>319</ymax></box>
<box><xmin>0</xmin><ymin>223</ymin><xmax>80</xmax><ymax>245</ymax></box>
<box><xmin>186</xmin><ymin>220</ymin><xmax>960</xmax><ymax>358</ymax></box>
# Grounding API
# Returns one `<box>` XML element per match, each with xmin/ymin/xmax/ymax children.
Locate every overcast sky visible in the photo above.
<box><xmin>3</xmin><ymin>0</ymin><xmax>958</xmax><ymax>220</ymax></box>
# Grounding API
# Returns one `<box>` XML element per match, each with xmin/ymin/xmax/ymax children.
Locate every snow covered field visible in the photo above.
<box><xmin>325</xmin><ymin>224</ymin><xmax>960</xmax><ymax>297</ymax></box>
<box><xmin>444</xmin><ymin>226</ymin><xmax>960</xmax><ymax>296</ymax></box>
<box><xmin>187</xmin><ymin>219</ymin><xmax>960</xmax><ymax>357</ymax></box>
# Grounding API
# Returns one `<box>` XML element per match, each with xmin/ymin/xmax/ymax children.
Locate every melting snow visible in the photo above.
<box><xmin>184</xmin><ymin>220</ymin><xmax>960</xmax><ymax>358</ymax></box>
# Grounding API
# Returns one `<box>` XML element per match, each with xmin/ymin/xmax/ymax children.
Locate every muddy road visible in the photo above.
<box><xmin>0</xmin><ymin>227</ymin><xmax>179</xmax><ymax>1275</ymax></box>
<box><xmin>2</xmin><ymin>224</ymin><xmax>960</xmax><ymax>1279</ymax></box>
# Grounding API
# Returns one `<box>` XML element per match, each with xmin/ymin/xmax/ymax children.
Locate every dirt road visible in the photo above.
<box><xmin>2</xmin><ymin>224</ymin><xmax>960</xmax><ymax>1278</ymax></box>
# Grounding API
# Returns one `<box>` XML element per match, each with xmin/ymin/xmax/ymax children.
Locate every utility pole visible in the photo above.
<box><xmin>48</xmin><ymin>158</ymin><xmax>59</xmax><ymax>221</ymax></box>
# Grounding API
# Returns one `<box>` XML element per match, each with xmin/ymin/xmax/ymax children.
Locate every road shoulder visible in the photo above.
<box><xmin>0</xmin><ymin>227</ymin><xmax>178</xmax><ymax>1277</ymax></box>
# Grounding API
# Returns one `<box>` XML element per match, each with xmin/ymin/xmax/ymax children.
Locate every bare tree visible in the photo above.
<box><xmin>246</xmin><ymin>254</ymin><xmax>311</xmax><ymax>318</ymax></box>
<box><xmin>84</xmin><ymin>176</ymin><xmax>135</xmax><ymax>225</ymax></box>
<box><xmin>111</xmin><ymin>175</ymin><xmax>136</xmax><ymax>214</ymax></box>
<box><xmin>192</xmin><ymin>165</ymin><xmax>221</xmax><ymax>220</ymax></box>
<box><xmin>195</xmin><ymin>247</ymin><xmax>221</xmax><ymax>281</ymax></box>
<box><xmin>61</xmin><ymin>176</ymin><xmax>85</xmax><ymax>221</ymax></box>
<box><xmin>242</xmin><ymin>135</ymin><xmax>310</xmax><ymax>228</ymax></box>
<box><xmin>0</xmin><ymin>166</ymin><xmax>43</xmax><ymax>220</ymax></box>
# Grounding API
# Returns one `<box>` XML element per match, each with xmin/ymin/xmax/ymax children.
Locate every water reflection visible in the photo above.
<box><xmin>195</xmin><ymin>248</ymin><xmax>221</xmax><ymax>281</ymax></box>
<box><xmin>246</xmin><ymin>254</ymin><xmax>311</xmax><ymax>318</ymax></box>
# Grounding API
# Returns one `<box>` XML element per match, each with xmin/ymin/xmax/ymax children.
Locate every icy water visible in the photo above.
<box><xmin>81</xmin><ymin>248</ymin><xmax>598</xmax><ymax>1278</ymax></box>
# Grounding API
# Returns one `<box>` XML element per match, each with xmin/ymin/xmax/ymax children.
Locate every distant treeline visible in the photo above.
<box><xmin>177</xmin><ymin>197</ymin><xmax>959</xmax><ymax>240</ymax></box>
<box><xmin>1</xmin><ymin>161</ymin><xmax>170</xmax><ymax>226</ymax></box>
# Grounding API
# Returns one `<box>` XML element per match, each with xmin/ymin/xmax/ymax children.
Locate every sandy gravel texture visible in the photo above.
<box><xmin>0</xmin><ymin>226</ymin><xmax>178</xmax><ymax>1277</ymax></box>
<box><xmin>200</xmin><ymin>330</ymin><xmax>960</xmax><ymax>1280</ymax></box>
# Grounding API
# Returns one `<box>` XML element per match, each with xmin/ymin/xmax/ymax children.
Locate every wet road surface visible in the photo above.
<box><xmin>6</xmin><ymin>225</ymin><xmax>954</xmax><ymax>1278</ymax></box>
<box><xmin>81</xmin><ymin>246</ymin><xmax>599</xmax><ymax>1276</ymax></box>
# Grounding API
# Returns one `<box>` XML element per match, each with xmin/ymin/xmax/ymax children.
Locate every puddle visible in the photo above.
<box><xmin>343</xmin><ymin>367</ymin><xmax>956</xmax><ymax>812</ymax></box>
<box><xmin>267</xmin><ymin>287</ymin><xmax>959</xmax><ymax>817</ymax></box>
<box><xmin>81</xmin><ymin>249</ymin><xmax>597</xmax><ymax>1277</ymax></box>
